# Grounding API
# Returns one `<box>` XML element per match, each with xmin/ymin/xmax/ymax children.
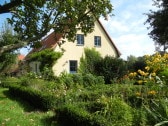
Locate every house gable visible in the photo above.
<box><xmin>52</xmin><ymin>20</ymin><xmax>120</xmax><ymax>76</ymax></box>
<box><xmin>26</xmin><ymin>20</ymin><xmax>120</xmax><ymax>76</ymax></box>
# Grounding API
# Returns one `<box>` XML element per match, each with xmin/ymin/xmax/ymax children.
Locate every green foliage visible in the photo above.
<box><xmin>144</xmin><ymin>99</ymin><xmax>168</xmax><ymax>126</ymax></box>
<box><xmin>126</xmin><ymin>55</ymin><xmax>147</xmax><ymax>76</ymax></box>
<box><xmin>0</xmin><ymin>0</ymin><xmax>113</xmax><ymax>54</ymax></box>
<box><xmin>0</xmin><ymin>22</ymin><xmax>19</xmax><ymax>48</ymax></box>
<box><xmin>29</xmin><ymin>48</ymin><xmax>62</xmax><ymax>67</ymax></box>
<box><xmin>8</xmin><ymin>84</ymin><xmax>57</xmax><ymax>111</ymax></box>
<box><xmin>159</xmin><ymin>68</ymin><xmax>168</xmax><ymax>84</ymax></box>
<box><xmin>132</xmin><ymin>108</ymin><xmax>148</xmax><ymax>126</ymax></box>
<box><xmin>56</xmin><ymin>104</ymin><xmax>93</xmax><ymax>126</ymax></box>
<box><xmin>127</xmin><ymin>55</ymin><xmax>138</xmax><ymax>72</ymax></box>
<box><xmin>28</xmin><ymin>49</ymin><xmax>63</xmax><ymax>79</ymax></box>
<box><xmin>0</xmin><ymin>53</ymin><xmax>17</xmax><ymax>75</ymax></box>
<box><xmin>79</xmin><ymin>48</ymin><xmax>127</xmax><ymax>84</ymax></box>
<box><xmin>146</xmin><ymin>0</ymin><xmax>168</xmax><ymax>51</ymax></box>
<box><xmin>0</xmin><ymin>77</ymin><xmax>20</xmax><ymax>88</ymax></box>
<box><xmin>101</xmin><ymin>97</ymin><xmax>133</xmax><ymax>126</ymax></box>
<box><xmin>2</xmin><ymin>66</ymin><xmax>168</xmax><ymax>126</ymax></box>
<box><xmin>0</xmin><ymin>23</ymin><xmax>18</xmax><ymax>74</ymax></box>
<box><xmin>96</xmin><ymin>56</ymin><xmax>127</xmax><ymax>83</ymax></box>
<box><xmin>56</xmin><ymin>103</ymin><xmax>111</xmax><ymax>126</ymax></box>
<box><xmin>79</xmin><ymin>48</ymin><xmax>102</xmax><ymax>74</ymax></box>
<box><xmin>56</xmin><ymin>98</ymin><xmax>133</xmax><ymax>126</ymax></box>
<box><xmin>132</xmin><ymin>56</ymin><xmax>146</xmax><ymax>72</ymax></box>
<box><xmin>57</xmin><ymin>73</ymin><xmax>104</xmax><ymax>89</ymax></box>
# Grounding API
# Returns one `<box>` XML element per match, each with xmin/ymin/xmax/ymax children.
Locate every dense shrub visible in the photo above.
<box><xmin>8</xmin><ymin>84</ymin><xmax>58</xmax><ymax>111</ymax></box>
<box><xmin>79</xmin><ymin>48</ymin><xmax>127</xmax><ymax>84</ymax></box>
<box><xmin>126</xmin><ymin>55</ymin><xmax>147</xmax><ymax>73</ymax></box>
<box><xmin>79</xmin><ymin>48</ymin><xmax>102</xmax><ymax>74</ymax></box>
<box><xmin>56</xmin><ymin>98</ymin><xmax>133</xmax><ymax>126</ymax></box>
<box><xmin>56</xmin><ymin>103</ymin><xmax>111</xmax><ymax>126</ymax></box>
<box><xmin>95</xmin><ymin>56</ymin><xmax>127</xmax><ymax>83</ymax></box>
<box><xmin>0</xmin><ymin>77</ymin><xmax>20</xmax><ymax>87</ymax></box>
<box><xmin>57</xmin><ymin>73</ymin><xmax>105</xmax><ymax>88</ymax></box>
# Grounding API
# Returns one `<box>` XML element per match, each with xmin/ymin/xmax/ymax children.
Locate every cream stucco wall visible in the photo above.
<box><xmin>52</xmin><ymin>20</ymin><xmax>118</xmax><ymax>76</ymax></box>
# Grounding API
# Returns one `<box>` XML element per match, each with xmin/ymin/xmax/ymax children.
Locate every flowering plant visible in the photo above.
<box><xmin>129</xmin><ymin>53</ymin><xmax>168</xmax><ymax>85</ymax></box>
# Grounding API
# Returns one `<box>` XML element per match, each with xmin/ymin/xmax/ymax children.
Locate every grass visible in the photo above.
<box><xmin>0</xmin><ymin>88</ymin><xmax>59</xmax><ymax>126</ymax></box>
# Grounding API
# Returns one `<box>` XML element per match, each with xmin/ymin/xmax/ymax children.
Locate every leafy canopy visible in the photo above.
<box><xmin>146</xmin><ymin>0</ymin><xmax>168</xmax><ymax>52</ymax></box>
<box><xmin>0</xmin><ymin>0</ymin><xmax>113</xmax><ymax>54</ymax></box>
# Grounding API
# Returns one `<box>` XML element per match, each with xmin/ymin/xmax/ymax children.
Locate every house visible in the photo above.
<box><xmin>27</xmin><ymin>20</ymin><xmax>121</xmax><ymax>76</ymax></box>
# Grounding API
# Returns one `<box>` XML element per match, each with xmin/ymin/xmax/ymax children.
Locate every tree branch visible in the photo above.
<box><xmin>0</xmin><ymin>22</ymin><xmax>51</xmax><ymax>55</ymax></box>
<box><xmin>0</xmin><ymin>40</ymin><xmax>27</xmax><ymax>55</ymax></box>
<box><xmin>0</xmin><ymin>0</ymin><xmax>22</xmax><ymax>14</ymax></box>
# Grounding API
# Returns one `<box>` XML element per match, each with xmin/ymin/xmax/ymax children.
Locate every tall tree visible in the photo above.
<box><xmin>0</xmin><ymin>22</ymin><xmax>18</xmax><ymax>74</ymax></box>
<box><xmin>146</xmin><ymin>0</ymin><xmax>168</xmax><ymax>52</ymax></box>
<box><xmin>0</xmin><ymin>0</ymin><xmax>113</xmax><ymax>55</ymax></box>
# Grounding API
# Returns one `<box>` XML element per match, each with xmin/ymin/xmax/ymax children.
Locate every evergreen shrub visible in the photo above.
<box><xmin>8</xmin><ymin>84</ymin><xmax>57</xmax><ymax>111</ymax></box>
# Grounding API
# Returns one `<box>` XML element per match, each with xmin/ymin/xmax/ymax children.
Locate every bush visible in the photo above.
<box><xmin>79</xmin><ymin>48</ymin><xmax>127</xmax><ymax>84</ymax></box>
<box><xmin>8</xmin><ymin>84</ymin><xmax>57</xmax><ymax>111</ymax></box>
<box><xmin>0</xmin><ymin>77</ymin><xmax>20</xmax><ymax>88</ymax></box>
<box><xmin>94</xmin><ymin>97</ymin><xmax>133</xmax><ymax>126</ymax></box>
<box><xmin>96</xmin><ymin>56</ymin><xmax>127</xmax><ymax>84</ymax></box>
<box><xmin>57</xmin><ymin>73</ymin><xmax>105</xmax><ymax>88</ymax></box>
<box><xmin>56</xmin><ymin>103</ymin><xmax>109</xmax><ymax>126</ymax></box>
<box><xmin>56</xmin><ymin>97</ymin><xmax>133</xmax><ymax>126</ymax></box>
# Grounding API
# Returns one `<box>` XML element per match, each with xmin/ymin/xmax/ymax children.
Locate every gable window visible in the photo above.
<box><xmin>77</xmin><ymin>34</ymin><xmax>84</xmax><ymax>45</ymax></box>
<box><xmin>69</xmin><ymin>60</ymin><xmax>77</xmax><ymax>73</ymax></box>
<box><xmin>94</xmin><ymin>36</ymin><xmax>101</xmax><ymax>47</ymax></box>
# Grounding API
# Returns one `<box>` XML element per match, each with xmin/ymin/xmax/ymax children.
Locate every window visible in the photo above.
<box><xmin>77</xmin><ymin>34</ymin><xmax>84</xmax><ymax>45</ymax></box>
<box><xmin>69</xmin><ymin>60</ymin><xmax>77</xmax><ymax>73</ymax></box>
<box><xmin>94</xmin><ymin>36</ymin><xmax>101</xmax><ymax>47</ymax></box>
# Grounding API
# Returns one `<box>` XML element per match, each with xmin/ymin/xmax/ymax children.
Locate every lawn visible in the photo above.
<box><xmin>0</xmin><ymin>88</ymin><xmax>59</xmax><ymax>126</ymax></box>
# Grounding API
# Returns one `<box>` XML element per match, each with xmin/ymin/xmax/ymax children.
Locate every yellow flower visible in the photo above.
<box><xmin>145</xmin><ymin>66</ymin><xmax>150</xmax><ymax>71</ymax></box>
<box><xmin>138</xmin><ymin>69</ymin><xmax>142</xmax><ymax>74</ymax></box>
<box><xmin>135</xmin><ymin>92</ymin><xmax>141</xmax><ymax>96</ymax></box>
<box><xmin>133</xmin><ymin>72</ymin><xmax>137</xmax><ymax>76</ymax></box>
<box><xmin>129</xmin><ymin>72</ymin><xmax>137</xmax><ymax>78</ymax></box>
<box><xmin>148</xmin><ymin>90</ymin><xmax>157</xmax><ymax>95</ymax></box>
<box><xmin>151</xmin><ymin>72</ymin><xmax>156</xmax><ymax>77</ymax></box>
<box><xmin>137</xmin><ymin>80</ymin><xmax>143</xmax><ymax>84</ymax></box>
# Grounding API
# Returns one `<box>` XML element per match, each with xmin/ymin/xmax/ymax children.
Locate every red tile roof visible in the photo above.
<box><xmin>18</xmin><ymin>54</ymin><xmax>25</xmax><ymax>61</ymax></box>
<box><xmin>30</xmin><ymin>32</ymin><xmax>62</xmax><ymax>53</ymax></box>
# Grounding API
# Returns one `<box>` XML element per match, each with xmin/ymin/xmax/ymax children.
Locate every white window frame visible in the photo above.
<box><xmin>76</xmin><ymin>34</ymin><xmax>84</xmax><ymax>45</ymax></box>
<box><xmin>94</xmin><ymin>36</ymin><xmax>101</xmax><ymax>47</ymax></box>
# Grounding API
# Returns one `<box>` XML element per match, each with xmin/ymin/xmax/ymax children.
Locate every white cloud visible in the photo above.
<box><xmin>113</xmin><ymin>33</ymin><xmax>155</xmax><ymax>59</ymax></box>
<box><xmin>100</xmin><ymin>0</ymin><xmax>157</xmax><ymax>60</ymax></box>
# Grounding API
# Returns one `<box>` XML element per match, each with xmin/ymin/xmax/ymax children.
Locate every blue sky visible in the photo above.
<box><xmin>100</xmin><ymin>0</ymin><xmax>157</xmax><ymax>59</ymax></box>
<box><xmin>0</xmin><ymin>0</ymin><xmax>157</xmax><ymax>59</ymax></box>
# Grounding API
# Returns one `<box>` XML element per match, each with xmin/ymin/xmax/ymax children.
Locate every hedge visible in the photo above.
<box><xmin>8</xmin><ymin>84</ymin><xmax>58</xmax><ymax>111</ymax></box>
<box><xmin>55</xmin><ymin>103</ymin><xmax>110</xmax><ymax>126</ymax></box>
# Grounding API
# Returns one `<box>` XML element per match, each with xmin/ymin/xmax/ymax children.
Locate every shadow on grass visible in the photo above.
<box><xmin>2</xmin><ymin>89</ymin><xmax>60</xmax><ymax>126</ymax></box>
<box><xmin>40</xmin><ymin>116</ymin><xmax>61</xmax><ymax>126</ymax></box>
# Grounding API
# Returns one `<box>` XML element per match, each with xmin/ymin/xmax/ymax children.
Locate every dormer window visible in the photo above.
<box><xmin>77</xmin><ymin>34</ymin><xmax>84</xmax><ymax>45</ymax></box>
<box><xmin>94</xmin><ymin>36</ymin><xmax>101</xmax><ymax>47</ymax></box>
